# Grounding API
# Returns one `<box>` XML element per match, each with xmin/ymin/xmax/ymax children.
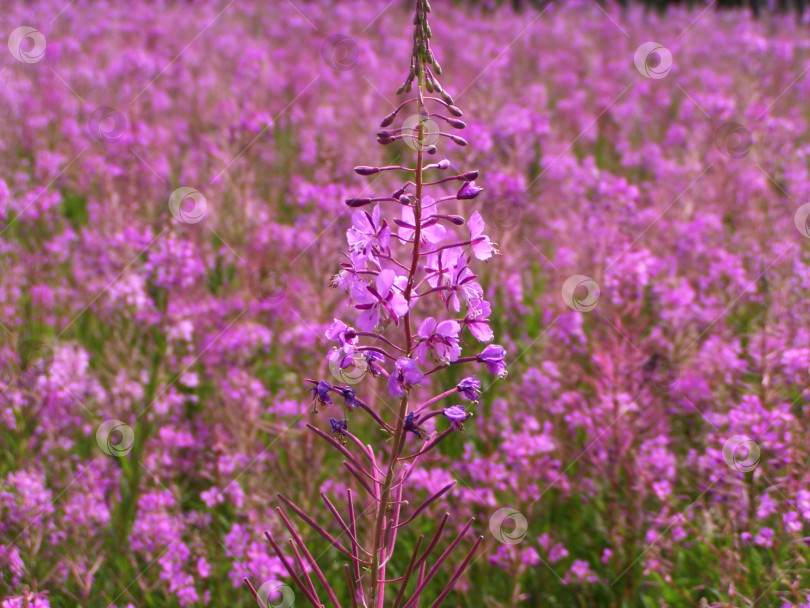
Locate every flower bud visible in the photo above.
<box><xmin>457</xmin><ymin>181</ymin><xmax>483</xmax><ymax>200</ymax></box>
<box><xmin>444</xmin><ymin>215</ymin><xmax>465</xmax><ymax>225</ymax></box>
<box><xmin>380</xmin><ymin>112</ymin><xmax>397</xmax><ymax>128</ymax></box>
<box><xmin>447</xmin><ymin>105</ymin><xmax>463</xmax><ymax>117</ymax></box>
<box><xmin>462</xmin><ymin>170</ymin><xmax>479</xmax><ymax>181</ymax></box>
<box><xmin>399</xmin><ymin>194</ymin><xmax>413</xmax><ymax>205</ymax></box>
<box><xmin>446</xmin><ymin>117</ymin><xmax>466</xmax><ymax>129</ymax></box>
<box><xmin>441</xmin><ymin>91</ymin><xmax>454</xmax><ymax>105</ymax></box>
<box><xmin>425</xmin><ymin>145</ymin><xmax>438</xmax><ymax>155</ymax></box>
<box><xmin>346</xmin><ymin>198</ymin><xmax>373</xmax><ymax>207</ymax></box>
<box><xmin>354</xmin><ymin>166</ymin><xmax>381</xmax><ymax>176</ymax></box>
<box><xmin>450</xmin><ymin>135</ymin><xmax>467</xmax><ymax>147</ymax></box>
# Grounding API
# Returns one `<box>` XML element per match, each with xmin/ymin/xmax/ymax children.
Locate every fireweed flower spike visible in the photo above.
<box><xmin>250</xmin><ymin>1</ymin><xmax>505</xmax><ymax>605</ymax></box>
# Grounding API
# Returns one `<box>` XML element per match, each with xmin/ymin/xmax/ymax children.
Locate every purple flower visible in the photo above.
<box><xmin>309</xmin><ymin>380</ymin><xmax>333</xmax><ymax>411</ymax></box>
<box><xmin>403</xmin><ymin>411</ymin><xmax>427</xmax><ymax>439</ymax></box>
<box><xmin>329</xmin><ymin>418</ymin><xmax>348</xmax><ymax>435</ymax></box>
<box><xmin>351</xmin><ymin>269</ymin><xmax>409</xmax><ymax>330</ymax></box>
<box><xmin>414</xmin><ymin>317</ymin><xmax>462</xmax><ymax>365</ymax></box>
<box><xmin>477</xmin><ymin>344</ymin><xmax>507</xmax><ymax>378</ymax></box>
<box><xmin>387</xmin><ymin>357</ymin><xmax>424</xmax><ymax>397</ymax></box>
<box><xmin>456</xmin><ymin>180</ymin><xmax>483</xmax><ymax>200</ymax></box>
<box><xmin>456</xmin><ymin>376</ymin><xmax>481</xmax><ymax>401</ymax></box>
<box><xmin>443</xmin><ymin>405</ymin><xmax>468</xmax><ymax>429</ymax></box>
<box><xmin>398</xmin><ymin>200</ymin><xmax>446</xmax><ymax>244</ymax></box>
<box><xmin>347</xmin><ymin>205</ymin><xmax>391</xmax><ymax>265</ymax></box>
<box><xmin>364</xmin><ymin>350</ymin><xmax>385</xmax><ymax>376</ymax></box>
<box><xmin>425</xmin><ymin>249</ymin><xmax>483</xmax><ymax>312</ymax></box>
<box><xmin>463</xmin><ymin>299</ymin><xmax>494</xmax><ymax>342</ymax></box>
<box><xmin>337</xmin><ymin>386</ymin><xmax>360</xmax><ymax>408</ymax></box>
<box><xmin>468</xmin><ymin>211</ymin><xmax>498</xmax><ymax>261</ymax></box>
<box><xmin>325</xmin><ymin>318</ymin><xmax>358</xmax><ymax>346</ymax></box>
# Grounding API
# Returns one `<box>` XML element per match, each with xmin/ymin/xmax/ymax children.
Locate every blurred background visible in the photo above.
<box><xmin>1</xmin><ymin>1</ymin><xmax>810</xmax><ymax>607</ymax></box>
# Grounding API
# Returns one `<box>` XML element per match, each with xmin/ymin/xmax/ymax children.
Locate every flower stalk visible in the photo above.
<box><xmin>250</xmin><ymin>0</ymin><xmax>505</xmax><ymax>605</ymax></box>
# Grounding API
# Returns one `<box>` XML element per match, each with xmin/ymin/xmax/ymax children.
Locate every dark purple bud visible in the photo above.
<box><xmin>447</xmin><ymin>105</ymin><xmax>463</xmax><ymax>117</ymax></box>
<box><xmin>380</xmin><ymin>112</ymin><xmax>397</xmax><ymax>128</ymax></box>
<box><xmin>457</xmin><ymin>181</ymin><xmax>483</xmax><ymax>200</ymax></box>
<box><xmin>445</xmin><ymin>117</ymin><xmax>466</xmax><ymax>129</ymax></box>
<box><xmin>346</xmin><ymin>198</ymin><xmax>373</xmax><ymax>207</ymax></box>
<box><xmin>462</xmin><ymin>170</ymin><xmax>479</xmax><ymax>181</ymax></box>
<box><xmin>399</xmin><ymin>194</ymin><xmax>413</xmax><ymax>205</ymax></box>
<box><xmin>441</xmin><ymin>91</ymin><xmax>454</xmax><ymax>105</ymax></box>
<box><xmin>444</xmin><ymin>215</ymin><xmax>465</xmax><ymax>225</ymax></box>
<box><xmin>450</xmin><ymin>135</ymin><xmax>467</xmax><ymax>147</ymax></box>
<box><xmin>392</xmin><ymin>186</ymin><xmax>407</xmax><ymax>199</ymax></box>
<box><xmin>426</xmin><ymin>145</ymin><xmax>438</xmax><ymax>155</ymax></box>
<box><xmin>377</xmin><ymin>129</ymin><xmax>395</xmax><ymax>138</ymax></box>
<box><xmin>355</xmin><ymin>166</ymin><xmax>381</xmax><ymax>176</ymax></box>
<box><xmin>403</xmin><ymin>411</ymin><xmax>427</xmax><ymax>440</ymax></box>
<box><xmin>377</xmin><ymin>136</ymin><xmax>394</xmax><ymax>145</ymax></box>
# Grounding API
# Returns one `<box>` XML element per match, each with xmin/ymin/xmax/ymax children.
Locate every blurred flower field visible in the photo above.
<box><xmin>2</xmin><ymin>0</ymin><xmax>810</xmax><ymax>606</ymax></box>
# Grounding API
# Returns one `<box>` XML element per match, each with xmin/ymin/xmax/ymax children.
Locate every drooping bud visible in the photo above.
<box><xmin>441</xmin><ymin>90</ymin><xmax>454</xmax><ymax>105</ymax></box>
<box><xmin>462</xmin><ymin>170</ymin><xmax>479</xmax><ymax>181</ymax></box>
<box><xmin>345</xmin><ymin>198</ymin><xmax>373</xmax><ymax>208</ymax></box>
<box><xmin>399</xmin><ymin>194</ymin><xmax>413</xmax><ymax>205</ymax></box>
<box><xmin>449</xmin><ymin>135</ymin><xmax>468</xmax><ymax>147</ymax></box>
<box><xmin>380</xmin><ymin>112</ymin><xmax>397</xmax><ymax>128</ymax></box>
<box><xmin>447</xmin><ymin>105</ymin><xmax>463</xmax><ymax>117</ymax></box>
<box><xmin>425</xmin><ymin>145</ymin><xmax>438</xmax><ymax>155</ymax></box>
<box><xmin>457</xmin><ymin>181</ymin><xmax>483</xmax><ymax>200</ymax></box>
<box><xmin>445</xmin><ymin>117</ymin><xmax>466</xmax><ymax>129</ymax></box>
<box><xmin>355</xmin><ymin>166</ymin><xmax>381</xmax><ymax>176</ymax></box>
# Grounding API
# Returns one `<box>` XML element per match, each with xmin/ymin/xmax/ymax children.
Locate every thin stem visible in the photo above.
<box><xmin>369</xmin><ymin>14</ymin><xmax>428</xmax><ymax>602</ymax></box>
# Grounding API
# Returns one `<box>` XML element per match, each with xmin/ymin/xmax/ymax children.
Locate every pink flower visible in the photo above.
<box><xmin>414</xmin><ymin>317</ymin><xmax>462</xmax><ymax>365</ymax></box>
<box><xmin>351</xmin><ymin>269</ymin><xmax>409</xmax><ymax>330</ymax></box>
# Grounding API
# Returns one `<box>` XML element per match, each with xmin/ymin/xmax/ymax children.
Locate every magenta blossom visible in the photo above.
<box><xmin>456</xmin><ymin>376</ymin><xmax>482</xmax><ymax>401</ymax></box>
<box><xmin>351</xmin><ymin>269</ymin><xmax>409</xmax><ymax>330</ymax></box>
<box><xmin>463</xmin><ymin>298</ymin><xmax>494</xmax><ymax>342</ymax></box>
<box><xmin>397</xmin><ymin>200</ymin><xmax>446</xmax><ymax>245</ymax></box>
<box><xmin>443</xmin><ymin>405</ymin><xmax>468</xmax><ymax>429</ymax></box>
<box><xmin>468</xmin><ymin>211</ymin><xmax>498</xmax><ymax>261</ymax></box>
<box><xmin>387</xmin><ymin>357</ymin><xmax>424</xmax><ymax>397</ymax></box>
<box><xmin>347</xmin><ymin>205</ymin><xmax>390</xmax><ymax>265</ymax></box>
<box><xmin>477</xmin><ymin>344</ymin><xmax>507</xmax><ymax>378</ymax></box>
<box><xmin>325</xmin><ymin>318</ymin><xmax>358</xmax><ymax>346</ymax></box>
<box><xmin>414</xmin><ymin>317</ymin><xmax>462</xmax><ymax>366</ymax></box>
